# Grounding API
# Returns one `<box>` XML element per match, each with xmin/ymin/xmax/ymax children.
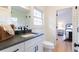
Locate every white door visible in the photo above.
<box><xmin>76</xmin><ymin>7</ymin><xmax>79</xmax><ymax>43</ymax></box>
<box><xmin>73</xmin><ymin>6</ymin><xmax>79</xmax><ymax>52</ymax></box>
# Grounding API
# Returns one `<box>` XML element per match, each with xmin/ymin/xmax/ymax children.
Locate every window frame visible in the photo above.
<box><xmin>33</xmin><ymin>7</ymin><xmax>43</xmax><ymax>25</ymax></box>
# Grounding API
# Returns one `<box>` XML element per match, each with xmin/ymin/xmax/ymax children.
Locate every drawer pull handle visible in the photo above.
<box><xmin>13</xmin><ymin>49</ymin><xmax>19</xmax><ymax>52</ymax></box>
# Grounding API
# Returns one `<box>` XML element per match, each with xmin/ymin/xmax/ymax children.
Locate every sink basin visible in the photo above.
<box><xmin>21</xmin><ymin>33</ymin><xmax>36</xmax><ymax>38</ymax></box>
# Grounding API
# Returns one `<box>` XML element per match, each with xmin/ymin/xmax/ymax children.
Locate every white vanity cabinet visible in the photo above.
<box><xmin>25</xmin><ymin>35</ymin><xmax>44</xmax><ymax>52</ymax></box>
<box><xmin>1</xmin><ymin>43</ymin><xmax>25</xmax><ymax>52</ymax></box>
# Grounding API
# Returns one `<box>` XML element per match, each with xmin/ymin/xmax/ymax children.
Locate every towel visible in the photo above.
<box><xmin>0</xmin><ymin>24</ymin><xmax>14</xmax><ymax>35</ymax></box>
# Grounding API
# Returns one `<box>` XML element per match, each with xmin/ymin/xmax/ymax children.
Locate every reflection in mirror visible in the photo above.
<box><xmin>11</xmin><ymin>6</ymin><xmax>31</xmax><ymax>29</ymax></box>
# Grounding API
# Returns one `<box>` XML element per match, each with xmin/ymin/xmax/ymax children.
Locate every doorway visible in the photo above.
<box><xmin>55</xmin><ymin>7</ymin><xmax>72</xmax><ymax>52</ymax></box>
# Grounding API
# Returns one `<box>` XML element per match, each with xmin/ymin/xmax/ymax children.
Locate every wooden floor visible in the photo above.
<box><xmin>53</xmin><ymin>36</ymin><xmax>72</xmax><ymax>52</ymax></box>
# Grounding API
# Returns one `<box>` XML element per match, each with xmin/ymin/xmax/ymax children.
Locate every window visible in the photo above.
<box><xmin>33</xmin><ymin>8</ymin><xmax>43</xmax><ymax>25</ymax></box>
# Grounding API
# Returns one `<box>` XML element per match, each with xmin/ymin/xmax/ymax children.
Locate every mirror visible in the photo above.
<box><xmin>11</xmin><ymin>6</ymin><xmax>31</xmax><ymax>29</ymax></box>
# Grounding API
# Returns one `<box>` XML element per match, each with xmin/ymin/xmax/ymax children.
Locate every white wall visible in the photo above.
<box><xmin>0</xmin><ymin>7</ymin><xmax>11</xmax><ymax>24</ymax></box>
<box><xmin>44</xmin><ymin>7</ymin><xmax>56</xmax><ymax>44</ymax></box>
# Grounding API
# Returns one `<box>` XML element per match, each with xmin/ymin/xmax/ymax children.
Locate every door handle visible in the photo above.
<box><xmin>36</xmin><ymin>45</ymin><xmax>38</xmax><ymax>51</ymax></box>
<box><xmin>34</xmin><ymin>47</ymin><xmax>36</xmax><ymax>52</ymax></box>
<box><xmin>34</xmin><ymin>45</ymin><xmax>38</xmax><ymax>52</ymax></box>
<box><xmin>13</xmin><ymin>49</ymin><xmax>19</xmax><ymax>52</ymax></box>
<box><xmin>77</xmin><ymin>27</ymin><xmax>79</xmax><ymax>32</ymax></box>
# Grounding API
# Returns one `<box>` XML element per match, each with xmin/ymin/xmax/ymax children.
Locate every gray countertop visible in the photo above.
<box><xmin>0</xmin><ymin>32</ymin><xmax>44</xmax><ymax>51</ymax></box>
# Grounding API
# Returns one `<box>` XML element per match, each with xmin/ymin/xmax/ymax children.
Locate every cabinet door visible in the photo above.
<box><xmin>37</xmin><ymin>41</ymin><xmax>43</xmax><ymax>52</ymax></box>
<box><xmin>1</xmin><ymin>43</ymin><xmax>25</xmax><ymax>52</ymax></box>
<box><xmin>35</xmin><ymin>35</ymin><xmax>44</xmax><ymax>52</ymax></box>
<box><xmin>24</xmin><ymin>38</ymin><xmax>37</xmax><ymax>52</ymax></box>
<box><xmin>25</xmin><ymin>35</ymin><xmax>44</xmax><ymax>52</ymax></box>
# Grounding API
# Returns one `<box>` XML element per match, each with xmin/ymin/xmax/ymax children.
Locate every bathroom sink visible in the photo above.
<box><xmin>21</xmin><ymin>33</ymin><xmax>36</xmax><ymax>38</ymax></box>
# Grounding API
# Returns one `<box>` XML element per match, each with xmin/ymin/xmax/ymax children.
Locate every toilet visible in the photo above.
<box><xmin>43</xmin><ymin>41</ymin><xmax>54</xmax><ymax>52</ymax></box>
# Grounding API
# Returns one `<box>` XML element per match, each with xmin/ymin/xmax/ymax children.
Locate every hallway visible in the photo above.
<box><xmin>53</xmin><ymin>36</ymin><xmax>72</xmax><ymax>52</ymax></box>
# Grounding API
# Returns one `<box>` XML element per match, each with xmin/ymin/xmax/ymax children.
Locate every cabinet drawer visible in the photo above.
<box><xmin>1</xmin><ymin>43</ymin><xmax>25</xmax><ymax>52</ymax></box>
